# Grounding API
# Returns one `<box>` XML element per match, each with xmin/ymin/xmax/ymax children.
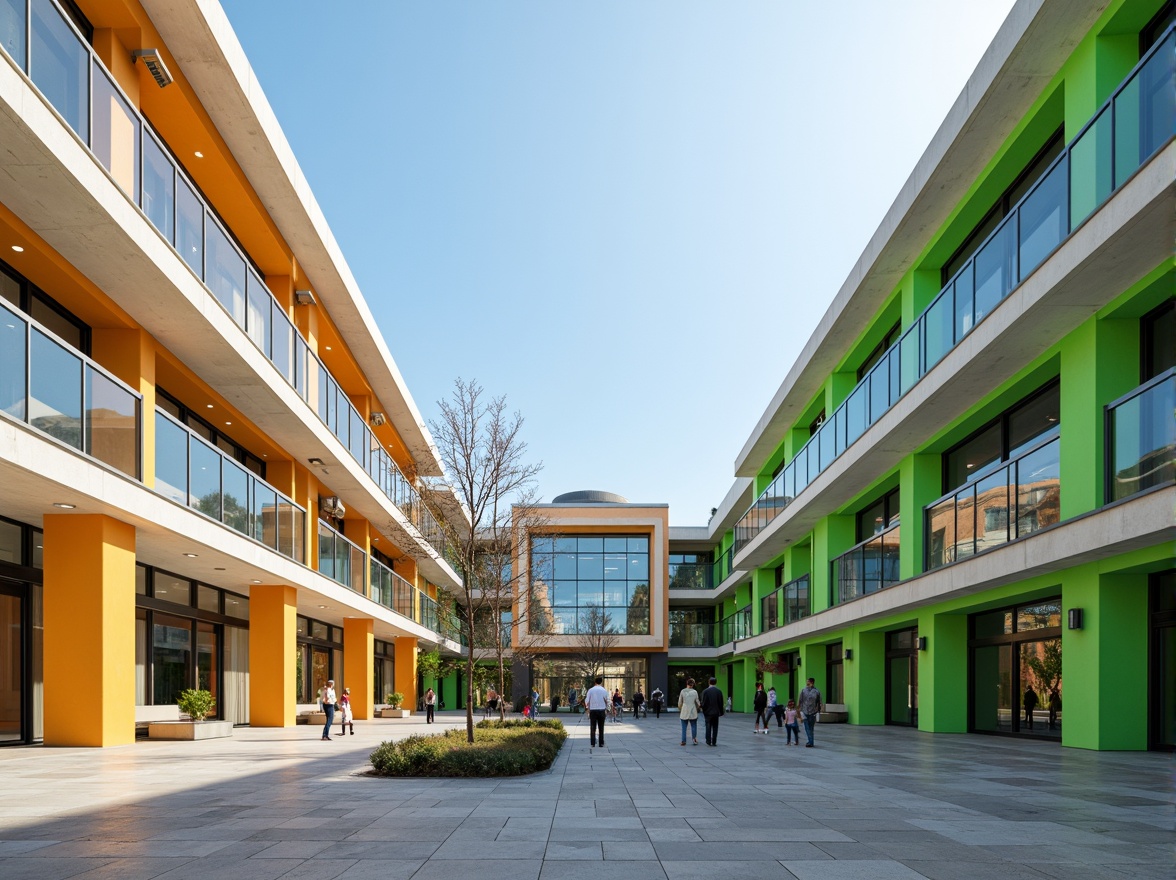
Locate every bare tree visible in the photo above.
<box><xmin>425</xmin><ymin>378</ymin><xmax>543</xmax><ymax>743</ymax></box>
<box><xmin>571</xmin><ymin>604</ymin><xmax>620</xmax><ymax>683</ymax></box>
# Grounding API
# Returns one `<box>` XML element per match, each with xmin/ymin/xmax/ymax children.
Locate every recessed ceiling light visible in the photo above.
<box><xmin>224</xmin><ymin>421</ymin><xmax>232</xmax><ymax>426</ymax></box>
<box><xmin>251</xmin><ymin>579</ymin><xmax>262</xmax><ymax>584</ymax></box>
<box><xmin>318</xmin><ymin>604</ymin><xmax>328</xmax><ymax>609</ymax></box>
<box><xmin>206</xmin><ymin>404</ymin><xmax>214</xmax><ymax>409</ymax></box>
<box><xmin>262</xmin><ymin>453</ymin><xmax>268</xmax><ymax>457</ymax></box>
<box><xmin>52</xmin><ymin>502</ymin><xmax>76</xmax><ymax>509</ymax></box>
<box><xmin>183</xmin><ymin>553</ymin><xmax>198</xmax><ymax>558</ymax></box>
<box><xmin>10</xmin><ymin>245</ymin><xmax>24</xmax><ymax>252</ymax></box>
<box><xmin>194</xmin><ymin>151</ymin><xmax>204</xmax><ymax>158</ymax></box>
<box><xmin>325</xmin><ymin>345</ymin><xmax>332</xmax><ymax>351</ymax></box>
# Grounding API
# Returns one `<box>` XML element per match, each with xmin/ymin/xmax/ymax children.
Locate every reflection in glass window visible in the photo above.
<box><xmin>152</xmin><ymin>613</ymin><xmax>192</xmax><ymax>705</ymax></box>
<box><xmin>153</xmin><ymin>573</ymin><xmax>190</xmax><ymax>605</ymax></box>
<box><xmin>1016</xmin><ymin>602</ymin><xmax>1061</xmax><ymax>631</ymax></box>
<box><xmin>30</xmin><ymin>0</ymin><xmax>88</xmax><ymax>141</ymax></box>
<box><xmin>529</xmin><ymin>534</ymin><xmax>651</xmax><ymax>634</ymax></box>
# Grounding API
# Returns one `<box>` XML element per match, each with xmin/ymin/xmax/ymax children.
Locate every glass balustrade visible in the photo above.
<box><xmin>711</xmin><ymin>546</ymin><xmax>734</xmax><ymax>586</ymax></box>
<box><xmin>369</xmin><ymin>556</ymin><xmax>418</xmax><ymax>619</ymax></box>
<box><xmin>669</xmin><ymin>623</ymin><xmax>716</xmax><ymax>648</ymax></box>
<box><xmin>925</xmin><ymin>434</ymin><xmax>1061</xmax><ymax>571</ymax></box>
<box><xmin>718</xmin><ymin>607</ymin><xmax>752</xmax><ymax>645</ymax></box>
<box><xmin>1106</xmin><ymin>369</ymin><xmax>1175</xmax><ymax>502</ymax></box>
<box><xmin>154</xmin><ymin>409</ymin><xmax>305</xmax><ymax>563</ymax></box>
<box><xmin>781</xmin><ymin>574</ymin><xmax>811</xmax><ymax>626</ymax></box>
<box><xmin>831</xmin><ymin>525</ymin><xmax>901</xmax><ymax>605</ymax></box>
<box><xmin>735</xmin><ymin>27</ymin><xmax>1175</xmax><ymax>554</ymax></box>
<box><xmin>0</xmin><ymin>0</ymin><xmax>450</xmax><ymax>560</ymax></box>
<box><xmin>0</xmin><ymin>300</ymin><xmax>140</xmax><ymax>478</ymax></box>
<box><xmin>316</xmin><ymin>519</ymin><xmax>366</xmax><ymax>593</ymax></box>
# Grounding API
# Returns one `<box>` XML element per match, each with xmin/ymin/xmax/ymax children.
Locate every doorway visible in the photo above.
<box><xmin>885</xmin><ymin>628</ymin><xmax>918</xmax><ymax>726</ymax></box>
<box><xmin>969</xmin><ymin>599</ymin><xmax>1062</xmax><ymax>740</ymax></box>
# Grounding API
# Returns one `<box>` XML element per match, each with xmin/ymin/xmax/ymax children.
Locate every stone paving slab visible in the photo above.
<box><xmin>0</xmin><ymin>711</ymin><xmax>1171</xmax><ymax>880</ymax></box>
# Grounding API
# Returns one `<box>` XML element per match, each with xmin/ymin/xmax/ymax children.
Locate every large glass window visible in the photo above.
<box><xmin>945</xmin><ymin>382</ymin><xmax>1060</xmax><ymax>493</ymax></box>
<box><xmin>529</xmin><ymin>534</ymin><xmax>650</xmax><ymax>635</ymax></box>
<box><xmin>151</xmin><ymin>612</ymin><xmax>192</xmax><ymax>706</ymax></box>
<box><xmin>1142</xmin><ymin>299</ymin><xmax>1175</xmax><ymax>382</ymax></box>
<box><xmin>970</xmin><ymin>598</ymin><xmax>1062</xmax><ymax>740</ymax></box>
<box><xmin>669</xmin><ymin>551</ymin><xmax>712</xmax><ymax>590</ymax></box>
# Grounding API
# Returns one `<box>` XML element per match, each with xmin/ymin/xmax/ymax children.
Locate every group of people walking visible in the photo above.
<box><xmin>674</xmin><ymin>676</ymin><xmax>825</xmax><ymax>748</ymax></box>
<box><xmin>317</xmin><ymin>679</ymin><xmax>355</xmax><ymax>740</ymax></box>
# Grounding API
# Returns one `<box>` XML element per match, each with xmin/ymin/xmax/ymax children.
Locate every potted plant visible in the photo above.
<box><xmin>381</xmin><ymin>691</ymin><xmax>410</xmax><ymax>718</ymax></box>
<box><xmin>148</xmin><ymin>688</ymin><xmax>234</xmax><ymax>740</ymax></box>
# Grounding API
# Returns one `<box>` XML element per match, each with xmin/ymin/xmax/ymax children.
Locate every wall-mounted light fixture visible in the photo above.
<box><xmin>1067</xmin><ymin>608</ymin><xmax>1083</xmax><ymax>630</ymax></box>
<box><xmin>369</xmin><ymin>411</ymin><xmax>387</xmax><ymax>427</ymax></box>
<box><xmin>843</xmin><ymin>649</ymin><xmax>852</xmax><ymax>661</ymax></box>
<box><xmin>132</xmin><ymin>49</ymin><xmax>173</xmax><ymax>88</ymax></box>
<box><xmin>795</xmin><ymin>656</ymin><xmax>801</xmax><ymax>667</ymax></box>
<box><xmin>294</xmin><ymin>289</ymin><xmax>316</xmax><ymax>306</ymax></box>
<box><xmin>917</xmin><ymin>636</ymin><xmax>928</xmax><ymax>651</ymax></box>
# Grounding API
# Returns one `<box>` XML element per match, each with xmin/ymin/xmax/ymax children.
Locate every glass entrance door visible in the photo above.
<box><xmin>197</xmin><ymin>622</ymin><xmax>219</xmax><ymax>720</ymax></box>
<box><xmin>0</xmin><ymin>590</ymin><xmax>22</xmax><ymax>743</ymax></box>
<box><xmin>885</xmin><ymin>628</ymin><xmax>918</xmax><ymax>726</ymax></box>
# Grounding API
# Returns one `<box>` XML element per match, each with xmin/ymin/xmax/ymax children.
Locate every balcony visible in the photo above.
<box><xmin>1</xmin><ymin>299</ymin><xmax>141</xmax><ymax>480</ymax></box>
<box><xmin>0</xmin><ymin>0</ymin><xmax>447</xmax><ymax>560</ymax></box>
<box><xmin>668</xmin><ymin>562</ymin><xmax>713</xmax><ymax>590</ymax></box>
<box><xmin>831</xmin><ymin>524</ymin><xmax>901</xmax><ymax>606</ymax></box>
<box><xmin>925</xmin><ymin>434</ymin><xmax>1061</xmax><ymax>571</ymax></box>
<box><xmin>1106</xmin><ymin>369</ymin><xmax>1175</xmax><ymax>502</ymax></box>
<box><xmin>718</xmin><ymin>606</ymin><xmax>752</xmax><ymax>645</ymax></box>
<box><xmin>763</xmin><ymin>574</ymin><xmax>811</xmax><ymax>628</ymax></box>
<box><xmin>316</xmin><ymin>519</ymin><xmax>366</xmax><ymax>593</ymax></box>
<box><xmin>370</xmin><ymin>555</ymin><xmax>417</xmax><ymax>619</ymax></box>
<box><xmin>711</xmin><ymin>546</ymin><xmax>735</xmax><ymax>586</ymax></box>
<box><xmin>154</xmin><ymin>409</ymin><xmax>307</xmax><ymax>563</ymax></box>
<box><xmin>735</xmin><ymin>26</ymin><xmax>1175</xmax><ymax>554</ymax></box>
<box><xmin>669</xmin><ymin>622</ymin><xmax>716</xmax><ymax>648</ymax></box>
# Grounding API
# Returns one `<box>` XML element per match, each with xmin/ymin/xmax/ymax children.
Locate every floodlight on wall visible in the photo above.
<box><xmin>132</xmin><ymin>50</ymin><xmax>173</xmax><ymax>88</ymax></box>
<box><xmin>842</xmin><ymin>650</ymin><xmax>851</xmax><ymax>661</ymax></box>
<box><xmin>1067</xmin><ymin>608</ymin><xmax>1084</xmax><ymax>630</ymax></box>
<box><xmin>294</xmin><ymin>289</ymin><xmax>317</xmax><ymax>306</ymax></box>
<box><xmin>369</xmin><ymin>411</ymin><xmax>387</xmax><ymax>427</ymax></box>
<box><xmin>917</xmin><ymin>636</ymin><xmax>928</xmax><ymax>651</ymax></box>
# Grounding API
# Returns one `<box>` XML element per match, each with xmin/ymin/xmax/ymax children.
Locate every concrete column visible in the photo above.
<box><xmin>343</xmin><ymin>618</ymin><xmax>374</xmax><ymax>720</ymax></box>
<box><xmin>43</xmin><ymin>514</ymin><xmax>136</xmax><ymax>747</ymax></box>
<box><xmin>249</xmin><ymin>585</ymin><xmax>297</xmax><ymax>727</ymax></box>
<box><xmin>919</xmin><ymin>611</ymin><xmax>967</xmax><ymax>733</ymax></box>
<box><xmin>394</xmin><ymin>637</ymin><xmax>418</xmax><ymax>713</ymax></box>
<box><xmin>851</xmin><ymin>630</ymin><xmax>885</xmax><ymax>725</ymax></box>
<box><xmin>1063</xmin><ymin>567</ymin><xmax>1148</xmax><ymax>750</ymax></box>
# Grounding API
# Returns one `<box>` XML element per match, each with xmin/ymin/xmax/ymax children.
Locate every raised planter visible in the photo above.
<box><xmin>380</xmin><ymin>708</ymin><xmax>411</xmax><ymax>718</ymax></box>
<box><xmin>820</xmin><ymin>703</ymin><xmax>848</xmax><ymax>723</ymax></box>
<box><xmin>148</xmin><ymin>720</ymin><xmax>234</xmax><ymax>740</ymax></box>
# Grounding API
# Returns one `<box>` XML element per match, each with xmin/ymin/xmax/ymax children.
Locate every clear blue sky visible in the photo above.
<box><xmin>220</xmin><ymin>0</ymin><xmax>1016</xmax><ymax>526</ymax></box>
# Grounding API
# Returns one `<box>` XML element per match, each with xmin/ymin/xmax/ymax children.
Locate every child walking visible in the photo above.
<box><xmin>338</xmin><ymin>687</ymin><xmax>354</xmax><ymax>736</ymax></box>
<box><xmin>784</xmin><ymin>699</ymin><xmax>800</xmax><ymax>745</ymax></box>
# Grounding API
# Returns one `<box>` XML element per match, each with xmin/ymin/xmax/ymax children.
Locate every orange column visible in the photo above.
<box><xmin>249</xmin><ymin>585</ymin><xmax>297</xmax><ymax>727</ymax></box>
<box><xmin>343</xmin><ymin>618</ymin><xmax>374</xmax><ymax>720</ymax></box>
<box><xmin>43</xmin><ymin>514</ymin><xmax>136</xmax><ymax>747</ymax></box>
<box><xmin>394</xmin><ymin>637</ymin><xmax>418</xmax><ymax>714</ymax></box>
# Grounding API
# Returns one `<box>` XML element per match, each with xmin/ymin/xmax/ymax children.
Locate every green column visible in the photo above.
<box><xmin>901</xmin><ymin>454</ymin><xmax>941</xmax><ymax>580</ymax></box>
<box><xmin>851</xmin><ymin>630</ymin><xmax>885</xmax><ymax>725</ymax></box>
<box><xmin>1063</xmin><ymin>566</ymin><xmax>1149</xmax><ymax>750</ymax></box>
<box><xmin>1059</xmin><ymin>316</ymin><xmax>1137</xmax><ymax>519</ymax></box>
<box><xmin>813</xmin><ymin>515</ymin><xmax>855</xmax><ymax>613</ymax></box>
<box><xmin>919</xmin><ymin>611</ymin><xmax>967</xmax><ymax>733</ymax></box>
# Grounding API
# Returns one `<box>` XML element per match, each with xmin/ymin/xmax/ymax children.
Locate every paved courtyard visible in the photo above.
<box><xmin>0</xmin><ymin>711</ymin><xmax>1170</xmax><ymax>880</ymax></box>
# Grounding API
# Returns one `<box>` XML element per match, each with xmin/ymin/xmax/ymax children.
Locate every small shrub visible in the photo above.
<box><xmin>369</xmin><ymin>722</ymin><xmax>567</xmax><ymax>777</ymax></box>
<box><xmin>177</xmin><ymin>689</ymin><xmax>215</xmax><ymax>722</ymax></box>
<box><xmin>386</xmin><ymin>692</ymin><xmax>404</xmax><ymax>708</ymax></box>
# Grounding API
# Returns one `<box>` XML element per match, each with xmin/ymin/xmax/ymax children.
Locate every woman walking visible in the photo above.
<box><xmin>424</xmin><ymin>687</ymin><xmax>436</xmax><ymax>723</ymax></box>
<box><xmin>678</xmin><ymin>678</ymin><xmax>700</xmax><ymax>746</ymax></box>
<box><xmin>753</xmin><ymin>682</ymin><xmax>770</xmax><ymax>734</ymax></box>
<box><xmin>338</xmin><ymin>687</ymin><xmax>354</xmax><ymax>736</ymax></box>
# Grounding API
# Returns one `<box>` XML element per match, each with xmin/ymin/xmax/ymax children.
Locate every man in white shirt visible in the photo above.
<box><xmin>584</xmin><ymin>676</ymin><xmax>610</xmax><ymax>748</ymax></box>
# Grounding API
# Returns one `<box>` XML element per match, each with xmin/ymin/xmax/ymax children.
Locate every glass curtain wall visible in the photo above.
<box><xmin>529</xmin><ymin>535</ymin><xmax>651</xmax><ymax>635</ymax></box>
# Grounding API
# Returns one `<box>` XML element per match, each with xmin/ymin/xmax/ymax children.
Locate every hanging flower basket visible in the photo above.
<box><xmin>754</xmin><ymin>653</ymin><xmax>789</xmax><ymax>675</ymax></box>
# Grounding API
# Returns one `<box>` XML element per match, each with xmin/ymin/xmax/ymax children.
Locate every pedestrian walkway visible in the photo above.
<box><xmin>0</xmin><ymin>711</ymin><xmax>1169</xmax><ymax>880</ymax></box>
